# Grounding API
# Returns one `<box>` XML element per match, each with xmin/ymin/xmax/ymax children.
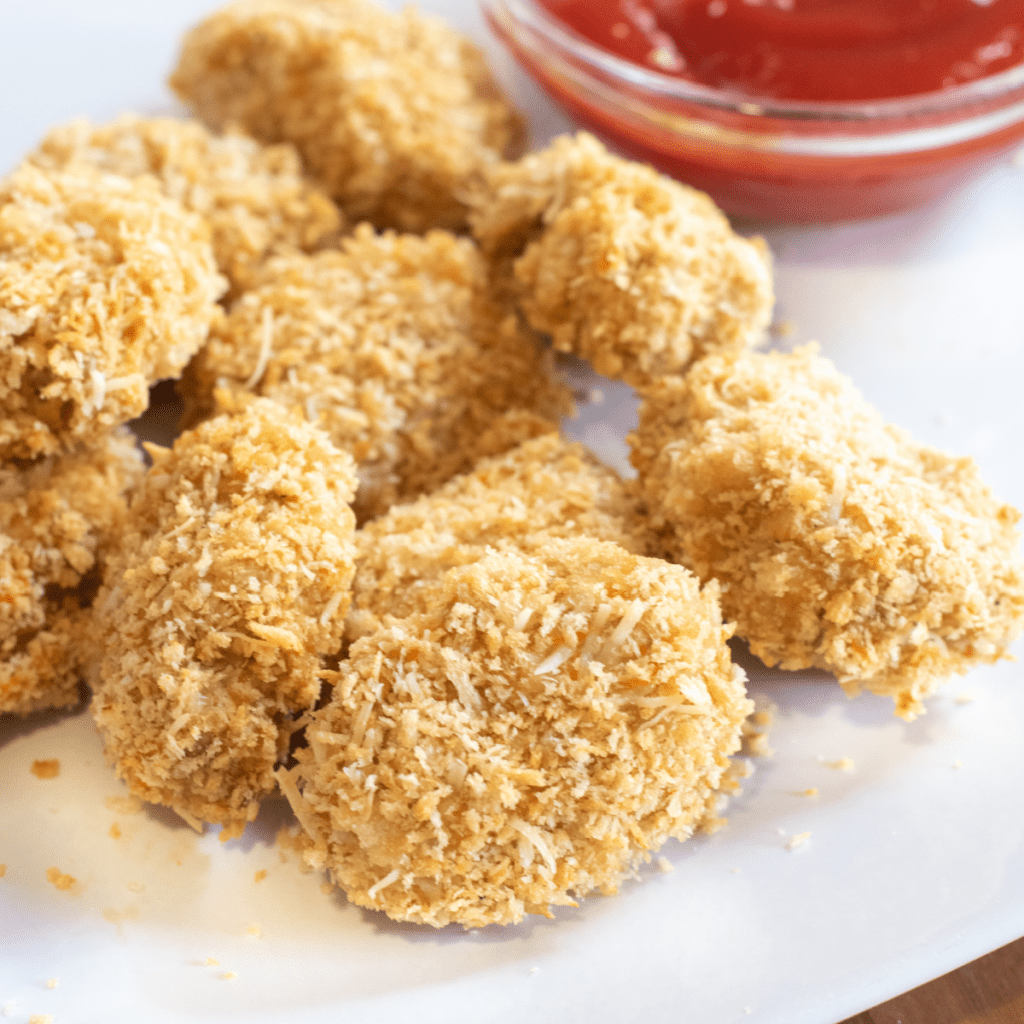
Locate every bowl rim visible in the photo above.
<box><xmin>484</xmin><ymin>0</ymin><xmax>1024</xmax><ymax>123</ymax></box>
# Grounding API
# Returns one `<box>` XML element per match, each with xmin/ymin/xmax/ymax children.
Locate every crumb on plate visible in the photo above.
<box><xmin>784</xmin><ymin>831</ymin><xmax>811</xmax><ymax>851</ymax></box>
<box><xmin>30</xmin><ymin>760</ymin><xmax>60</xmax><ymax>780</ymax></box>
<box><xmin>45</xmin><ymin>868</ymin><xmax>76</xmax><ymax>891</ymax></box>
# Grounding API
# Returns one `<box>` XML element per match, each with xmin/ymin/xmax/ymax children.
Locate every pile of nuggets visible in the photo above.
<box><xmin>1</xmin><ymin>0</ymin><xmax>1022</xmax><ymax>929</ymax></box>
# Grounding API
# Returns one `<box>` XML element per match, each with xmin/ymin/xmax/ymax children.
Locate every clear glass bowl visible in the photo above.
<box><xmin>483</xmin><ymin>0</ymin><xmax>1024</xmax><ymax>222</ymax></box>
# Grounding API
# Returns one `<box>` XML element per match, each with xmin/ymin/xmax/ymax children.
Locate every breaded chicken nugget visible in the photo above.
<box><xmin>631</xmin><ymin>345</ymin><xmax>1024</xmax><ymax>719</ymax></box>
<box><xmin>469</xmin><ymin>133</ymin><xmax>774</xmax><ymax>388</ymax></box>
<box><xmin>0</xmin><ymin>162</ymin><xmax>224</xmax><ymax>460</ymax></box>
<box><xmin>0</xmin><ymin>430</ymin><xmax>144</xmax><ymax>716</ymax></box>
<box><xmin>170</xmin><ymin>0</ymin><xmax>524</xmax><ymax>233</ymax></box>
<box><xmin>184</xmin><ymin>226</ymin><xmax>572</xmax><ymax>520</ymax></box>
<box><xmin>31</xmin><ymin>115</ymin><xmax>342</xmax><ymax>298</ymax></box>
<box><xmin>280</xmin><ymin>538</ymin><xmax>751</xmax><ymax>927</ymax></box>
<box><xmin>90</xmin><ymin>397</ymin><xmax>358</xmax><ymax>835</ymax></box>
<box><xmin>347</xmin><ymin>433</ymin><xmax>647</xmax><ymax>640</ymax></box>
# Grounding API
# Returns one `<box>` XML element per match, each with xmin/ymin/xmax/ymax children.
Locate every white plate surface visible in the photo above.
<box><xmin>1</xmin><ymin>3</ymin><xmax>1023</xmax><ymax>1023</ymax></box>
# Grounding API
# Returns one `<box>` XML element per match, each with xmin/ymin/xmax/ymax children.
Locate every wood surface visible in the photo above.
<box><xmin>840</xmin><ymin>937</ymin><xmax>1024</xmax><ymax>1024</ymax></box>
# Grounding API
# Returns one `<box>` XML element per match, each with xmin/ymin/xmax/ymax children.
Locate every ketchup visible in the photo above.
<box><xmin>539</xmin><ymin>0</ymin><xmax>1024</xmax><ymax>101</ymax></box>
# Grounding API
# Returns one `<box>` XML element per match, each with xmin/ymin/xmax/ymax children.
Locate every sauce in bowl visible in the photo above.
<box><xmin>486</xmin><ymin>0</ymin><xmax>1024</xmax><ymax>220</ymax></box>
<box><xmin>541</xmin><ymin>0</ymin><xmax>1024</xmax><ymax>101</ymax></box>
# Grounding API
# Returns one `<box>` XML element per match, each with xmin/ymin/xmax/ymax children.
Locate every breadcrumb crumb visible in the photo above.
<box><xmin>784</xmin><ymin>831</ymin><xmax>811</xmax><ymax>851</ymax></box>
<box><xmin>657</xmin><ymin>856</ymin><xmax>675</xmax><ymax>874</ymax></box>
<box><xmin>254</xmin><ymin>870</ymin><xmax>267</xmax><ymax>883</ymax></box>
<box><xmin>0</xmin><ymin>865</ymin><xmax>6</xmax><ymax>878</ymax></box>
<box><xmin>283</xmin><ymin>538</ymin><xmax>751</xmax><ymax>927</ymax></box>
<box><xmin>823</xmin><ymin>758</ymin><xmax>855</xmax><ymax>772</ymax></box>
<box><xmin>632</xmin><ymin>345</ymin><xmax>1024</xmax><ymax>719</ymax></box>
<box><xmin>30</xmin><ymin>760</ymin><xmax>60</xmax><ymax>780</ymax></box>
<box><xmin>45</xmin><ymin>980</ymin><xmax>58</xmax><ymax>991</ymax></box>
<box><xmin>800</xmin><ymin>788</ymin><xmax>819</xmax><ymax>798</ymax></box>
<box><xmin>90</xmin><ymin>397</ymin><xmax>358</xmax><ymax>835</ymax></box>
<box><xmin>45</xmin><ymin>867</ymin><xmax>76</xmax><ymax>891</ymax></box>
<box><xmin>954</xmin><ymin>692</ymin><xmax>978</xmax><ymax>705</ymax></box>
<box><xmin>28</xmin><ymin>1015</ymin><xmax>54</xmax><ymax>1024</ymax></box>
<box><xmin>470</xmin><ymin>133</ymin><xmax>773</xmax><ymax>388</ymax></box>
<box><xmin>171</xmin><ymin>0</ymin><xmax>523</xmax><ymax>232</ymax></box>
<box><xmin>246</xmin><ymin>924</ymin><xmax>262</xmax><ymax>937</ymax></box>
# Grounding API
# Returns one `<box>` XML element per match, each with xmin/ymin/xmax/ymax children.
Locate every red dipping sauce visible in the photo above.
<box><xmin>542</xmin><ymin>0</ymin><xmax>1024</xmax><ymax>102</ymax></box>
<box><xmin>485</xmin><ymin>0</ymin><xmax>1024</xmax><ymax>220</ymax></box>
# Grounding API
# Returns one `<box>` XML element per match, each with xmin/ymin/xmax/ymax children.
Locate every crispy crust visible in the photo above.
<box><xmin>281</xmin><ymin>538</ymin><xmax>751</xmax><ymax>927</ymax></box>
<box><xmin>170</xmin><ymin>0</ymin><xmax>524</xmax><ymax>233</ymax></box>
<box><xmin>347</xmin><ymin>433</ymin><xmax>648</xmax><ymax>641</ymax></box>
<box><xmin>469</xmin><ymin>133</ymin><xmax>774</xmax><ymax>388</ymax></box>
<box><xmin>0</xmin><ymin>162</ymin><xmax>224</xmax><ymax>459</ymax></box>
<box><xmin>631</xmin><ymin>346</ymin><xmax>1024</xmax><ymax>718</ymax></box>
<box><xmin>90</xmin><ymin>397</ymin><xmax>358</xmax><ymax>834</ymax></box>
<box><xmin>183</xmin><ymin>226</ymin><xmax>572</xmax><ymax>520</ymax></box>
<box><xmin>31</xmin><ymin>115</ymin><xmax>342</xmax><ymax>297</ymax></box>
<box><xmin>0</xmin><ymin>430</ymin><xmax>144</xmax><ymax>716</ymax></box>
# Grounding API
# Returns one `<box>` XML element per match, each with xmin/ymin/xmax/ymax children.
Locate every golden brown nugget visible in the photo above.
<box><xmin>631</xmin><ymin>345</ymin><xmax>1024</xmax><ymax>719</ymax></box>
<box><xmin>0</xmin><ymin>162</ymin><xmax>224</xmax><ymax>460</ymax></box>
<box><xmin>347</xmin><ymin>433</ymin><xmax>648</xmax><ymax>640</ymax></box>
<box><xmin>90</xmin><ymin>398</ymin><xmax>358</xmax><ymax>835</ymax></box>
<box><xmin>184</xmin><ymin>226</ymin><xmax>572</xmax><ymax>520</ymax></box>
<box><xmin>170</xmin><ymin>0</ymin><xmax>524</xmax><ymax>233</ymax></box>
<box><xmin>30</xmin><ymin>115</ymin><xmax>342</xmax><ymax>298</ymax></box>
<box><xmin>469</xmin><ymin>133</ymin><xmax>774</xmax><ymax>389</ymax></box>
<box><xmin>279</xmin><ymin>538</ymin><xmax>751</xmax><ymax>928</ymax></box>
<box><xmin>0</xmin><ymin>430</ymin><xmax>144</xmax><ymax>716</ymax></box>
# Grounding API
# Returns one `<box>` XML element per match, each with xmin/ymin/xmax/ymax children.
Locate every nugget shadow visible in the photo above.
<box><xmin>0</xmin><ymin>683</ymin><xmax>90</xmax><ymax>750</ymax></box>
<box><xmin>358</xmin><ymin>895</ymin><xmax>585</xmax><ymax>945</ymax></box>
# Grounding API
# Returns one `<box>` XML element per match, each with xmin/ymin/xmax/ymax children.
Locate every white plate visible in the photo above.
<box><xmin>1</xmin><ymin>3</ymin><xmax>1023</xmax><ymax>1023</ymax></box>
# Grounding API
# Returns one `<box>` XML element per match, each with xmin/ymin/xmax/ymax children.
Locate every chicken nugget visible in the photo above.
<box><xmin>0</xmin><ymin>162</ymin><xmax>224</xmax><ymax>459</ymax></box>
<box><xmin>469</xmin><ymin>133</ymin><xmax>774</xmax><ymax>389</ymax></box>
<box><xmin>184</xmin><ymin>226</ymin><xmax>572</xmax><ymax>520</ymax></box>
<box><xmin>31</xmin><ymin>115</ymin><xmax>342</xmax><ymax>298</ymax></box>
<box><xmin>170</xmin><ymin>0</ymin><xmax>524</xmax><ymax>233</ymax></box>
<box><xmin>279</xmin><ymin>538</ymin><xmax>751</xmax><ymax>927</ymax></box>
<box><xmin>347</xmin><ymin>433</ymin><xmax>647</xmax><ymax>640</ymax></box>
<box><xmin>631</xmin><ymin>345</ymin><xmax>1024</xmax><ymax>718</ymax></box>
<box><xmin>90</xmin><ymin>397</ymin><xmax>358</xmax><ymax>835</ymax></box>
<box><xmin>0</xmin><ymin>430</ymin><xmax>144</xmax><ymax>716</ymax></box>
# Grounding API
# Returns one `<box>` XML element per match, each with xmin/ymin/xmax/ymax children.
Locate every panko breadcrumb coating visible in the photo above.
<box><xmin>280</xmin><ymin>538</ymin><xmax>751</xmax><ymax>927</ymax></box>
<box><xmin>469</xmin><ymin>133</ymin><xmax>774</xmax><ymax>388</ymax></box>
<box><xmin>0</xmin><ymin>429</ymin><xmax>143</xmax><ymax>716</ymax></box>
<box><xmin>347</xmin><ymin>433</ymin><xmax>647</xmax><ymax>640</ymax></box>
<box><xmin>90</xmin><ymin>397</ymin><xmax>358</xmax><ymax>835</ymax></box>
<box><xmin>631</xmin><ymin>345</ymin><xmax>1024</xmax><ymax>719</ymax></box>
<box><xmin>30</xmin><ymin>115</ymin><xmax>342</xmax><ymax>298</ymax></box>
<box><xmin>170</xmin><ymin>0</ymin><xmax>524</xmax><ymax>233</ymax></box>
<box><xmin>184</xmin><ymin>226</ymin><xmax>572</xmax><ymax>520</ymax></box>
<box><xmin>0</xmin><ymin>162</ymin><xmax>224</xmax><ymax>459</ymax></box>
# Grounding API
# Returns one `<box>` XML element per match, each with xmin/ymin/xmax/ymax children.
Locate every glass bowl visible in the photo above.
<box><xmin>483</xmin><ymin>0</ymin><xmax>1024</xmax><ymax>222</ymax></box>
